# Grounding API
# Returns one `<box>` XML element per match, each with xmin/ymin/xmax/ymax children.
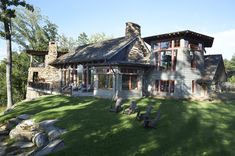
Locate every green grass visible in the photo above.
<box><xmin>1</xmin><ymin>95</ymin><xmax>235</xmax><ymax>156</ymax></box>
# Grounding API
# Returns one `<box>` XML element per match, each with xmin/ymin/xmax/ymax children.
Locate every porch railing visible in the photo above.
<box><xmin>28</xmin><ymin>81</ymin><xmax>51</xmax><ymax>91</ymax></box>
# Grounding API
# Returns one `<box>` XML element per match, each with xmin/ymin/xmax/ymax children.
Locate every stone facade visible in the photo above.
<box><xmin>26</xmin><ymin>42</ymin><xmax>61</xmax><ymax>99</ymax></box>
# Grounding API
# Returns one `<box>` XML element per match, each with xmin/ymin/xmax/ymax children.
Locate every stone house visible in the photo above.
<box><xmin>26</xmin><ymin>22</ymin><xmax>227</xmax><ymax>99</ymax></box>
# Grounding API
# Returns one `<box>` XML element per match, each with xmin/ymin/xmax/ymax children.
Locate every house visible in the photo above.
<box><xmin>26</xmin><ymin>22</ymin><xmax>227</xmax><ymax>99</ymax></box>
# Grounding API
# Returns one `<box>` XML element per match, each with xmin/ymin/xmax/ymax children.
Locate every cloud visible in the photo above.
<box><xmin>207</xmin><ymin>29</ymin><xmax>235</xmax><ymax>60</ymax></box>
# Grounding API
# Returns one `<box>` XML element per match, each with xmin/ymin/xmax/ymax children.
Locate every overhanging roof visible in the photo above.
<box><xmin>143</xmin><ymin>30</ymin><xmax>214</xmax><ymax>47</ymax></box>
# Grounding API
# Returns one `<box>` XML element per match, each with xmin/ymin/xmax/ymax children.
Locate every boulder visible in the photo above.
<box><xmin>9</xmin><ymin>128</ymin><xmax>35</xmax><ymax>141</ymax></box>
<box><xmin>17</xmin><ymin>114</ymin><xmax>32</xmax><ymax>120</ymax></box>
<box><xmin>11</xmin><ymin>141</ymin><xmax>35</xmax><ymax>149</ymax></box>
<box><xmin>9</xmin><ymin>119</ymin><xmax>38</xmax><ymax>141</ymax></box>
<box><xmin>32</xmin><ymin>132</ymin><xmax>48</xmax><ymax>148</ymax></box>
<box><xmin>34</xmin><ymin>139</ymin><xmax>65</xmax><ymax>156</ymax></box>
<box><xmin>38</xmin><ymin>119</ymin><xmax>58</xmax><ymax>129</ymax></box>
<box><xmin>0</xmin><ymin>130</ymin><xmax>9</xmax><ymax>136</ymax></box>
<box><xmin>47</xmin><ymin>127</ymin><xmax>64</xmax><ymax>141</ymax></box>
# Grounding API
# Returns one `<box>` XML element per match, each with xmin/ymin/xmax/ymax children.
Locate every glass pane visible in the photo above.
<box><xmin>131</xmin><ymin>75</ymin><xmax>138</xmax><ymax>90</ymax></box>
<box><xmin>122</xmin><ymin>75</ymin><xmax>129</xmax><ymax>90</ymax></box>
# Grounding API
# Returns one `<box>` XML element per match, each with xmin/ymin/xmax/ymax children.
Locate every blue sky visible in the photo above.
<box><xmin>1</xmin><ymin>0</ymin><xmax>235</xmax><ymax>59</ymax></box>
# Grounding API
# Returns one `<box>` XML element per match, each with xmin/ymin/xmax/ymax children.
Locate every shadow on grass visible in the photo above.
<box><xmin>1</xmin><ymin>96</ymin><xmax>235</xmax><ymax>156</ymax></box>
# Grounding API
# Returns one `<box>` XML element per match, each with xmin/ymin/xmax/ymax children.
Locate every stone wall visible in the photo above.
<box><xmin>26</xmin><ymin>66</ymin><xmax>61</xmax><ymax>99</ymax></box>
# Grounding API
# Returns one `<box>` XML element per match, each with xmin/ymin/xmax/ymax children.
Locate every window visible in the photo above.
<box><xmin>156</xmin><ymin>80</ymin><xmax>175</xmax><ymax>93</ymax></box>
<box><xmin>98</xmin><ymin>74</ymin><xmax>113</xmax><ymax>89</ymax></box>
<box><xmin>159</xmin><ymin>51</ymin><xmax>172</xmax><ymax>70</ymax></box>
<box><xmin>122</xmin><ymin>75</ymin><xmax>138</xmax><ymax>90</ymax></box>
<box><xmin>33</xmin><ymin>72</ymin><xmax>38</xmax><ymax>82</ymax></box>
<box><xmin>160</xmin><ymin>41</ymin><xmax>171</xmax><ymax>49</ymax></box>
<box><xmin>160</xmin><ymin>80</ymin><xmax>169</xmax><ymax>92</ymax></box>
<box><xmin>174</xmin><ymin>40</ymin><xmax>180</xmax><ymax>47</ymax></box>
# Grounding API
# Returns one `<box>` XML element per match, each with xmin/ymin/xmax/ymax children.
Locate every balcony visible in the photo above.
<box><xmin>28</xmin><ymin>81</ymin><xmax>51</xmax><ymax>91</ymax></box>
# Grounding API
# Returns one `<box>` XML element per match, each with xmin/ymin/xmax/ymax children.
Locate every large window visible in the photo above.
<box><xmin>155</xmin><ymin>80</ymin><xmax>175</xmax><ymax>93</ymax></box>
<box><xmin>122</xmin><ymin>75</ymin><xmax>138</xmax><ymax>90</ymax></box>
<box><xmin>98</xmin><ymin>74</ymin><xmax>113</xmax><ymax>89</ymax></box>
<box><xmin>174</xmin><ymin>39</ymin><xmax>180</xmax><ymax>47</ymax></box>
<box><xmin>159</xmin><ymin>51</ymin><xmax>172</xmax><ymax>70</ymax></box>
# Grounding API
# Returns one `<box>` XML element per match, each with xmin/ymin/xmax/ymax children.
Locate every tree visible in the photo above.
<box><xmin>0</xmin><ymin>52</ymin><xmax>29</xmax><ymax>106</ymax></box>
<box><xmin>12</xmin><ymin>7</ymin><xmax>58</xmax><ymax>50</ymax></box>
<box><xmin>77</xmin><ymin>32</ymin><xmax>112</xmax><ymax>46</ymax></box>
<box><xmin>58</xmin><ymin>34</ymin><xmax>77</xmax><ymax>51</ymax></box>
<box><xmin>0</xmin><ymin>0</ymin><xmax>33</xmax><ymax>109</ymax></box>
<box><xmin>58</xmin><ymin>33</ymin><xmax>112</xmax><ymax>52</ymax></box>
<box><xmin>224</xmin><ymin>54</ymin><xmax>235</xmax><ymax>71</ymax></box>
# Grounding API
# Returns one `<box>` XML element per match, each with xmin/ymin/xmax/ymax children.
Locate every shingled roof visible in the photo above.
<box><xmin>52</xmin><ymin>37</ymin><xmax>137</xmax><ymax>65</ymax></box>
<box><xmin>204</xmin><ymin>54</ymin><xmax>223</xmax><ymax>80</ymax></box>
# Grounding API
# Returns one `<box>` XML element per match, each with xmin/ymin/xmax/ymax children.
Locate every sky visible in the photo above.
<box><xmin>1</xmin><ymin>0</ymin><xmax>235</xmax><ymax>60</ymax></box>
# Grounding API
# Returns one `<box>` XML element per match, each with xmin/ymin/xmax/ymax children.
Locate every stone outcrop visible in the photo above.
<box><xmin>0</xmin><ymin>114</ymin><xmax>66</xmax><ymax>156</ymax></box>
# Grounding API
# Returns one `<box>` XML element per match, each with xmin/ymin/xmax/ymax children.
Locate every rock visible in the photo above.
<box><xmin>38</xmin><ymin>119</ymin><xmax>58</xmax><ymax>129</ymax></box>
<box><xmin>5</xmin><ymin>147</ymin><xmax>23</xmax><ymax>156</ymax></box>
<box><xmin>34</xmin><ymin>139</ymin><xmax>65</xmax><ymax>156</ymax></box>
<box><xmin>0</xmin><ymin>146</ymin><xmax>6</xmax><ymax>156</ymax></box>
<box><xmin>9</xmin><ymin>128</ymin><xmax>35</xmax><ymax>141</ymax></box>
<box><xmin>17</xmin><ymin>114</ymin><xmax>32</xmax><ymax>120</ymax></box>
<box><xmin>17</xmin><ymin>119</ymin><xmax>38</xmax><ymax>131</ymax></box>
<box><xmin>0</xmin><ymin>130</ymin><xmax>9</xmax><ymax>136</ymax></box>
<box><xmin>32</xmin><ymin>132</ymin><xmax>48</xmax><ymax>148</ymax></box>
<box><xmin>11</xmin><ymin>141</ymin><xmax>35</xmax><ymax>149</ymax></box>
<box><xmin>9</xmin><ymin>119</ymin><xmax>38</xmax><ymax>141</ymax></box>
<box><xmin>6</xmin><ymin>118</ymin><xmax>21</xmax><ymax>130</ymax></box>
<box><xmin>43</xmin><ymin>126</ymin><xmax>66</xmax><ymax>141</ymax></box>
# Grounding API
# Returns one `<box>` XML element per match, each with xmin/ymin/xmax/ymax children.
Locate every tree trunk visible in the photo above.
<box><xmin>4</xmin><ymin>20</ymin><xmax>13</xmax><ymax>109</ymax></box>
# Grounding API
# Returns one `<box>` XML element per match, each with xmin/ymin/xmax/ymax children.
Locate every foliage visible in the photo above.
<box><xmin>0</xmin><ymin>51</ymin><xmax>29</xmax><ymax>106</ymax></box>
<box><xmin>58</xmin><ymin>32</ymin><xmax>112</xmax><ymax>51</ymax></box>
<box><xmin>228</xmin><ymin>76</ymin><xmax>235</xmax><ymax>84</ymax></box>
<box><xmin>1</xmin><ymin>95</ymin><xmax>235</xmax><ymax>156</ymax></box>
<box><xmin>224</xmin><ymin>54</ymin><xmax>235</xmax><ymax>71</ymax></box>
<box><xmin>0</xmin><ymin>0</ymin><xmax>34</xmax><ymax>109</ymax></box>
<box><xmin>57</xmin><ymin>34</ymin><xmax>77</xmax><ymax>52</ymax></box>
<box><xmin>11</xmin><ymin>7</ymin><xmax>58</xmax><ymax>50</ymax></box>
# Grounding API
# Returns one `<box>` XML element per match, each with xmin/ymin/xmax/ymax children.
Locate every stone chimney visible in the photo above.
<box><xmin>125</xmin><ymin>22</ymin><xmax>141</xmax><ymax>38</ymax></box>
<box><xmin>45</xmin><ymin>41</ymin><xmax>57</xmax><ymax>67</ymax></box>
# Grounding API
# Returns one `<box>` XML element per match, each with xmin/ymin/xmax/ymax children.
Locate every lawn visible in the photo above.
<box><xmin>1</xmin><ymin>95</ymin><xmax>235</xmax><ymax>156</ymax></box>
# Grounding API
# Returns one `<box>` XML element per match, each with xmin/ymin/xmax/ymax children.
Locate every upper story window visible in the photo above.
<box><xmin>156</xmin><ymin>50</ymin><xmax>177</xmax><ymax>71</ymax></box>
<box><xmin>160</xmin><ymin>41</ymin><xmax>171</xmax><ymax>49</ymax></box>
<box><xmin>186</xmin><ymin>41</ymin><xmax>203</xmax><ymax>51</ymax></box>
<box><xmin>160</xmin><ymin>51</ymin><xmax>172</xmax><ymax>70</ymax></box>
<box><xmin>174</xmin><ymin>39</ymin><xmax>180</xmax><ymax>47</ymax></box>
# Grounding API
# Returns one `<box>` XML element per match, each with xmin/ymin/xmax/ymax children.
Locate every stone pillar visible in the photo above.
<box><xmin>45</xmin><ymin>42</ymin><xmax>58</xmax><ymax>67</ymax></box>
